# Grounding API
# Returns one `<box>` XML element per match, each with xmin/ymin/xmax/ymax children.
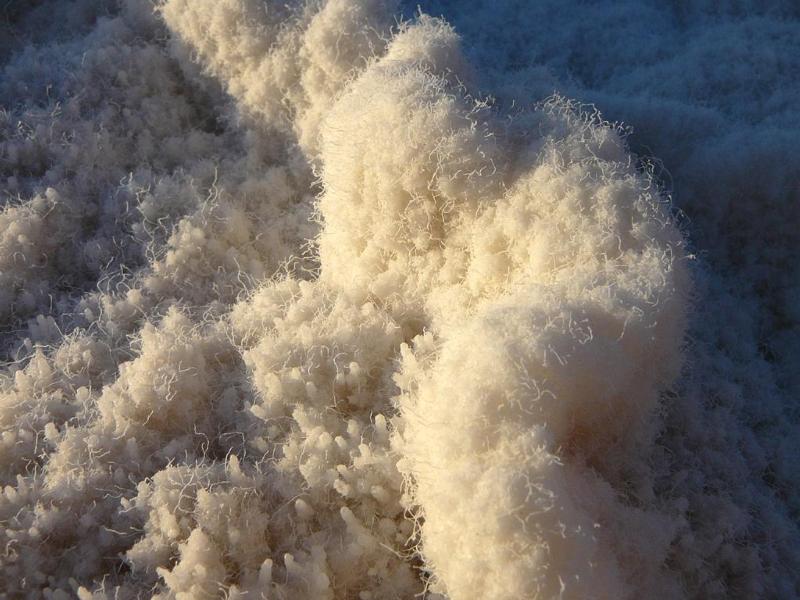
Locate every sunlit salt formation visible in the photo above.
<box><xmin>159</xmin><ymin>5</ymin><xmax>691</xmax><ymax>596</ymax></box>
<box><xmin>394</xmin><ymin>119</ymin><xmax>690</xmax><ymax>597</ymax></box>
<box><xmin>312</xmin><ymin>22</ymin><xmax>689</xmax><ymax>597</ymax></box>
<box><xmin>0</xmin><ymin>0</ymin><xmax>798</xmax><ymax>598</ymax></box>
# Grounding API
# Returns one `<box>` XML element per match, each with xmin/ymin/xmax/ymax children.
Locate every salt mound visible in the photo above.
<box><xmin>0</xmin><ymin>1</ymin><xmax>797</xmax><ymax>598</ymax></box>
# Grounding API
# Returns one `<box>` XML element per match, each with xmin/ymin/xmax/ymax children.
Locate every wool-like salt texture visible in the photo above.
<box><xmin>0</xmin><ymin>1</ymin><xmax>797</xmax><ymax>598</ymax></box>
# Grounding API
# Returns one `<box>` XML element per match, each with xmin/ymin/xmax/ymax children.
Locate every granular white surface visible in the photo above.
<box><xmin>0</xmin><ymin>1</ymin><xmax>797</xmax><ymax>598</ymax></box>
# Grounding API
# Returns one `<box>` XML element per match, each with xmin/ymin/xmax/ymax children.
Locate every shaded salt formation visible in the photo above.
<box><xmin>0</xmin><ymin>1</ymin><xmax>797</xmax><ymax>599</ymax></box>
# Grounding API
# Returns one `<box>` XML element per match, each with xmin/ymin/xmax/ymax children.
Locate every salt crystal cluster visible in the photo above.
<box><xmin>0</xmin><ymin>1</ymin><xmax>797</xmax><ymax>599</ymax></box>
